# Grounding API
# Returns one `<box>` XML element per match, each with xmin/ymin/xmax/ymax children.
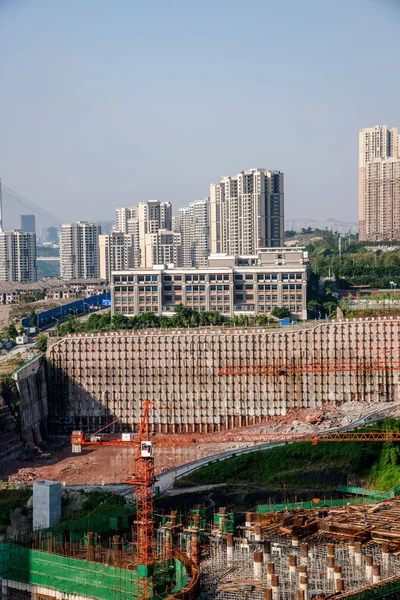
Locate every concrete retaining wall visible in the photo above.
<box><xmin>12</xmin><ymin>355</ymin><xmax>49</xmax><ymax>443</ymax></box>
<box><xmin>45</xmin><ymin>317</ymin><xmax>400</xmax><ymax>434</ymax></box>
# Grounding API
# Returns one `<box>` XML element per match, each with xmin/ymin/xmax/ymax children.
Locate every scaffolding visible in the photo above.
<box><xmin>200</xmin><ymin>537</ymin><xmax>400</xmax><ymax>600</ymax></box>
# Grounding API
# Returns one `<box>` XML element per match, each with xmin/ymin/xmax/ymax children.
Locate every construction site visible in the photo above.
<box><xmin>4</xmin><ymin>317</ymin><xmax>400</xmax><ymax>600</ymax></box>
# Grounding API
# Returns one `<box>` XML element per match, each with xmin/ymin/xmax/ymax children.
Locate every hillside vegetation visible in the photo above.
<box><xmin>176</xmin><ymin>422</ymin><xmax>400</xmax><ymax>493</ymax></box>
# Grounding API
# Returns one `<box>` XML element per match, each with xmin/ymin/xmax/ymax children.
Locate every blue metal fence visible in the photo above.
<box><xmin>22</xmin><ymin>292</ymin><xmax>111</xmax><ymax>328</ymax></box>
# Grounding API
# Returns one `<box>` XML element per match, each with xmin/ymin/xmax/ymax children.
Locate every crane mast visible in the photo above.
<box><xmin>127</xmin><ymin>400</ymin><xmax>155</xmax><ymax>568</ymax></box>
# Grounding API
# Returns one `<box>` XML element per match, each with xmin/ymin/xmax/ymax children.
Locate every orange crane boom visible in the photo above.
<box><xmin>218</xmin><ymin>358</ymin><xmax>400</xmax><ymax>377</ymax></box>
<box><xmin>70</xmin><ymin>429</ymin><xmax>400</xmax><ymax>448</ymax></box>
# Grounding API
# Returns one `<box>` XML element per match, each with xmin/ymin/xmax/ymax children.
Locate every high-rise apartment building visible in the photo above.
<box><xmin>359</xmin><ymin>125</ymin><xmax>400</xmax><ymax>241</ymax></box>
<box><xmin>60</xmin><ymin>221</ymin><xmax>101</xmax><ymax>280</ymax></box>
<box><xmin>115</xmin><ymin>206</ymin><xmax>139</xmax><ymax>234</ymax></box>
<box><xmin>210</xmin><ymin>168</ymin><xmax>284</xmax><ymax>254</ymax></box>
<box><xmin>143</xmin><ymin>230</ymin><xmax>182</xmax><ymax>267</ymax></box>
<box><xmin>99</xmin><ymin>230</ymin><xmax>140</xmax><ymax>281</ymax></box>
<box><xmin>0</xmin><ymin>230</ymin><xmax>37</xmax><ymax>282</ymax></box>
<box><xmin>114</xmin><ymin>200</ymin><xmax>176</xmax><ymax>267</ymax></box>
<box><xmin>177</xmin><ymin>198</ymin><xmax>210</xmax><ymax>267</ymax></box>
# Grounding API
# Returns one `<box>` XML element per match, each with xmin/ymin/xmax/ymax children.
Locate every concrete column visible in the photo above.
<box><xmin>301</xmin><ymin>543</ymin><xmax>308</xmax><ymax>565</ymax></box>
<box><xmin>255</xmin><ymin>524</ymin><xmax>262</xmax><ymax>542</ymax></box>
<box><xmin>373</xmin><ymin>564</ymin><xmax>381</xmax><ymax>584</ymax></box>
<box><xmin>271</xmin><ymin>574</ymin><xmax>279</xmax><ymax>600</ymax></box>
<box><xmin>299</xmin><ymin>576</ymin><xmax>308</xmax><ymax>600</ymax></box>
<box><xmin>253</xmin><ymin>551</ymin><xmax>263</xmax><ymax>579</ymax></box>
<box><xmin>327</xmin><ymin>543</ymin><xmax>334</xmax><ymax>558</ymax></box>
<box><xmin>263</xmin><ymin>540</ymin><xmax>271</xmax><ymax>563</ymax></box>
<box><xmin>348</xmin><ymin>537</ymin><xmax>355</xmax><ymax>558</ymax></box>
<box><xmin>87</xmin><ymin>532</ymin><xmax>95</xmax><ymax>562</ymax></box>
<box><xmin>382</xmin><ymin>543</ymin><xmax>389</xmax><ymax>571</ymax></box>
<box><xmin>299</xmin><ymin>565</ymin><xmax>307</xmax><ymax>575</ymax></box>
<box><xmin>327</xmin><ymin>555</ymin><xmax>334</xmax><ymax>580</ymax></box>
<box><xmin>366</xmin><ymin>554</ymin><xmax>373</xmax><ymax>582</ymax></box>
<box><xmin>191</xmin><ymin>532</ymin><xmax>200</xmax><ymax>567</ymax></box>
<box><xmin>267</xmin><ymin>562</ymin><xmax>275</xmax><ymax>585</ymax></box>
<box><xmin>354</xmin><ymin>542</ymin><xmax>362</xmax><ymax>567</ymax></box>
<box><xmin>193</xmin><ymin>513</ymin><xmax>200</xmax><ymax>528</ymax></box>
<box><xmin>166</xmin><ymin>528</ymin><xmax>173</xmax><ymax>560</ymax></box>
<box><xmin>113</xmin><ymin>535</ymin><xmax>122</xmax><ymax>567</ymax></box>
<box><xmin>227</xmin><ymin>533</ymin><xmax>233</xmax><ymax>564</ymax></box>
<box><xmin>334</xmin><ymin>565</ymin><xmax>342</xmax><ymax>586</ymax></box>
<box><xmin>335</xmin><ymin>579</ymin><xmax>344</xmax><ymax>593</ymax></box>
<box><xmin>292</xmin><ymin>535</ymin><xmax>299</xmax><ymax>547</ymax></box>
<box><xmin>264</xmin><ymin>588</ymin><xmax>272</xmax><ymax>600</ymax></box>
<box><xmin>289</xmin><ymin>554</ymin><xmax>297</xmax><ymax>578</ymax></box>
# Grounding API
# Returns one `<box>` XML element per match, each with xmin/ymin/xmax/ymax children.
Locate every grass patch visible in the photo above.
<box><xmin>177</xmin><ymin>441</ymin><xmax>383</xmax><ymax>488</ymax></box>
<box><xmin>177</xmin><ymin>420</ymin><xmax>400</xmax><ymax>492</ymax></box>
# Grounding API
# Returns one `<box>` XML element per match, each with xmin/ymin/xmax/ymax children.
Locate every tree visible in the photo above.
<box><xmin>111</xmin><ymin>314</ymin><xmax>128</xmax><ymax>330</ymax></box>
<box><xmin>36</xmin><ymin>334</ymin><xmax>48</xmax><ymax>353</ymax></box>
<box><xmin>255</xmin><ymin>314</ymin><xmax>271</xmax><ymax>325</ymax></box>
<box><xmin>271</xmin><ymin>307</ymin><xmax>291</xmax><ymax>319</ymax></box>
<box><xmin>7</xmin><ymin>323</ymin><xmax>18</xmax><ymax>339</ymax></box>
<box><xmin>322</xmin><ymin>301</ymin><xmax>338</xmax><ymax>318</ymax></box>
<box><xmin>307</xmin><ymin>300</ymin><xmax>321</xmax><ymax>319</ymax></box>
<box><xmin>29</xmin><ymin>311</ymin><xmax>37</xmax><ymax>328</ymax></box>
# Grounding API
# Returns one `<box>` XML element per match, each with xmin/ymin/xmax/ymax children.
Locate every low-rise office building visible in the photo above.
<box><xmin>111</xmin><ymin>248</ymin><xmax>308</xmax><ymax>320</ymax></box>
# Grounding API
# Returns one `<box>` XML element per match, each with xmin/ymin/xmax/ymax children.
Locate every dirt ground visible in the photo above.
<box><xmin>3</xmin><ymin>399</ymin><xmax>399</xmax><ymax>486</ymax></box>
<box><xmin>2</xmin><ymin>444</ymin><xmax>228</xmax><ymax>485</ymax></box>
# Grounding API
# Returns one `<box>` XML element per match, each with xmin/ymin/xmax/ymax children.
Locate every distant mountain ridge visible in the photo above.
<box><xmin>285</xmin><ymin>218</ymin><xmax>358</xmax><ymax>234</ymax></box>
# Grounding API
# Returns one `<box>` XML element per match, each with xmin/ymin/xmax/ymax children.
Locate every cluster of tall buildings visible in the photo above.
<box><xmin>0</xmin><ymin>167</ymin><xmax>285</xmax><ymax>284</ymax></box>
<box><xmin>90</xmin><ymin>168</ymin><xmax>284</xmax><ymax>282</ymax></box>
<box><xmin>4</xmin><ymin>126</ymin><xmax>400</xmax><ymax>289</ymax></box>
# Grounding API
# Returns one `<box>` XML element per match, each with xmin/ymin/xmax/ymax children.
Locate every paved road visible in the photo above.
<box><xmin>67</xmin><ymin>402</ymin><xmax>400</xmax><ymax>499</ymax></box>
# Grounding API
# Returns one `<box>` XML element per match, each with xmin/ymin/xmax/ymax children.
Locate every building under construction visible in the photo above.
<box><xmin>0</xmin><ymin>502</ymin><xmax>199</xmax><ymax>600</ymax></box>
<box><xmin>6</xmin><ymin>491</ymin><xmax>400</xmax><ymax>600</ymax></box>
<box><xmin>46</xmin><ymin>316</ymin><xmax>400</xmax><ymax>434</ymax></box>
<box><xmin>198</xmin><ymin>498</ymin><xmax>400</xmax><ymax>600</ymax></box>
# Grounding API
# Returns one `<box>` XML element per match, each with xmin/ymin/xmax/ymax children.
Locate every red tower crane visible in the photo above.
<box><xmin>125</xmin><ymin>400</ymin><xmax>156</xmax><ymax>568</ymax></box>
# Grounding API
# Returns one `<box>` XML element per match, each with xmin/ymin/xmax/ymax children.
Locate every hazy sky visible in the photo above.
<box><xmin>0</xmin><ymin>0</ymin><xmax>399</xmax><ymax>223</ymax></box>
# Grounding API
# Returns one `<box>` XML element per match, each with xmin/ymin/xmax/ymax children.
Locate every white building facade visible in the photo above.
<box><xmin>60</xmin><ymin>222</ymin><xmax>101</xmax><ymax>280</ymax></box>
<box><xmin>99</xmin><ymin>230</ymin><xmax>140</xmax><ymax>281</ymax></box>
<box><xmin>177</xmin><ymin>198</ymin><xmax>210</xmax><ymax>267</ymax></box>
<box><xmin>0</xmin><ymin>230</ymin><xmax>37</xmax><ymax>282</ymax></box>
<box><xmin>210</xmin><ymin>168</ymin><xmax>284</xmax><ymax>255</ymax></box>
<box><xmin>359</xmin><ymin>125</ymin><xmax>400</xmax><ymax>241</ymax></box>
<box><xmin>111</xmin><ymin>248</ymin><xmax>308</xmax><ymax>320</ymax></box>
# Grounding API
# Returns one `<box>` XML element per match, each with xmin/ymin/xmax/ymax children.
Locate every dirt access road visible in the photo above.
<box><xmin>4</xmin><ymin>399</ymin><xmax>399</xmax><ymax>486</ymax></box>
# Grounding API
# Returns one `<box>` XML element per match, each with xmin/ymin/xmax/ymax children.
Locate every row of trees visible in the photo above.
<box><xmin>56</xmin><ymin>305</ymin><xmax>291</xmax><ymax>336</ymax></box>
<box><xmin>298</xmin><ymin>229</ymin><xmax>400</xmax><ymax>288</ymax></box>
